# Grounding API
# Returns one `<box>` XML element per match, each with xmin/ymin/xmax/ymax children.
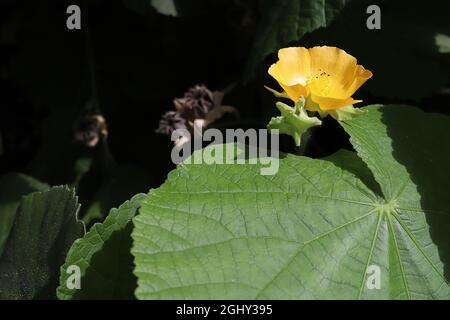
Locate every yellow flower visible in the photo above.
<box><xmin>268</xmin><ymin>46</ymin><xmax>372</xmax><ymax>111</ymax></box>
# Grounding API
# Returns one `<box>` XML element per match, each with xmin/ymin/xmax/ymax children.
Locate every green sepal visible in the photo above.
<box><xmin>267</xmin><ymin>97</ymin><xmax>322</xmax><ymax>146</ymax></box>
<box><xmin>329</xmin><ymin>105</ymin><xmax>367</xmax><ymax>121</ymax></box>
<box><xmin>264</xmin><ymin>86</ymin><xmax>290</xmax><ymax>99</ymax></box>
<box><xmin>304</xmin><ymin>96</ymin><xmax>328</xmax><ymax>118</ymax></box>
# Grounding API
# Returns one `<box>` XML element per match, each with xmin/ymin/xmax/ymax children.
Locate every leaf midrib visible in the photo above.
<box><xmin>158</xmin><ymin>190</ymin><xmax>374</xmax><ymax>207</ymax></box>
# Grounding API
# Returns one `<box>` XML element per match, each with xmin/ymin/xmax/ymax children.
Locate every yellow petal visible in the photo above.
<box><xmin>268</xmin><ymin>62</ymin><xmax>308</xmax><ymax>102</ymax></box>
<box><xmin>268</xmin><ymin>47</ymin><xmax>310</xmax><ymax>86</ymax></box>
<box><xmin>344</xmin><ymin>65</ymin><xmax>373</xmax><ymax>96</ymax></box>
<box><xmin>311</xmin><ymin>93</ymin><xmax>362</xmax><ymax>111</ymax></box>
<box><xmin>280</xmin><ymin>83</ymin><xmax>309</xmax><ymax>103</ymax></box>
<box><xmin>307</xmin><ymin>46</ymin><xmax>365</xmax><ymax>99</ymax></box>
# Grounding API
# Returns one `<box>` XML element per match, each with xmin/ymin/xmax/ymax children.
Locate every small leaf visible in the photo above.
<box><xmin>124</xmin><ymin>0</ymin><xmax>223</xmax><ymax>17</ymax></box>
<box><xmin>0</xmin><ymin>186</ymin><xmax>84</xmax><ymax>300</ymax></box>
<box><xmin>58</xmin><ymin>194</ymin><xmax>145</xmax><ymax>300</ymax></box>
<box><xmin>150</xmin><ymin>0</ymin><xmax>178</xmax><ymax>16</ymax></box>
<box><xmin>435</xmin><ymin>33</ymin><xmax>450</xmax><ymax>54</ymax></box>
<box><xmin>0</xmin><ymin>173</ymin><xmax>49</xmax><ymax>257</ymax></box>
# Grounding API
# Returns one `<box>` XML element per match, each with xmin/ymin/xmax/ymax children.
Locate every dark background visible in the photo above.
<box><xmin>0</xmin><ymin>0</ymin><xmax>449</xmax><ymax>224</ymax></box>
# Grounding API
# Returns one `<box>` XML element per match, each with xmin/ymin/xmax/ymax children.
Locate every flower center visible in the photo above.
<box><xmin>307</xmin><ymin>69</ymin><xmax>331</xmax><ymax>96</ymax></box>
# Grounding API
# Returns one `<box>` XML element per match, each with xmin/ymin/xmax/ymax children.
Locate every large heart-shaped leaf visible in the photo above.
<box><xmin>340</xmin><ymin>105</ymin><xmax>450</xmax><ymax>298</ymax></box>
<box><xmin>0</xmin><ymin>186</ymin><xmax>84</xmax><ymax>299</ymax></box>
<box><xmin>132</xmin><ymin>105</ymin><xmax>450</xmax><ymax>299</ymax></box>
<box><xmin>57</xmin><ymin>194</ymin><xmax>145</xmax><ymax>300</ymax></box>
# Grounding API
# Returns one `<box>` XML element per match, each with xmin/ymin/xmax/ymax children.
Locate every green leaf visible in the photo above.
<box><xmin>435</xmin><ymin>33</ymin><xmax>450</xmax><ymax>54</ymax></box>
<box><xmin>132</xmin><ymin>105</ymin><xmax>450</xmax><ymax>299</ymax></box>
<box><xmin>340</xmin><ymin>105</ymin><xmax>450</xmax><ymax>298</ymax></box>
<box><xmin>0</xmin><ymin>173</ymin><xmax>49</xmax><ymax>257</ymax></box>
<box><xmin>245</xmin><ymin>0</ymin><xmax>349</xmax><ymax>79</ymax></box>
<box><xmin>123</xmin><ymin>0</ymin><xmax>224</xmax><ymax>17</ymax></box>
<box><xmin>321</xmin><ymin>149</ymin><xmax>382</xmax><ymax>198</ymax></box>
<box><xmin>0</xmin><ymin>186</ymin><xmax>84</xmax><ymax>300</ymax></box>
<box><xmin>150</xmin><ymin>0</ymin><xmax>178</xmax><ymax>16</ymax></box>
<box><xmin>57</xmin><ymin>194</ymin><xmax>145</xmax><ymax>300</ymax></box>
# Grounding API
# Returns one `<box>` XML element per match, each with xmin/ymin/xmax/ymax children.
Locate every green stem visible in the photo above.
<box><xmin>0</xmin><ymin>129</ymin><xmax>3</xmax><ymax>156</ymax></box>
<box><xmin>82</xmin><ymin>1</ymin><xmax>116</xmax><ymax>173</ymax></box>
<box><xmin>221</xmin><ymin>82</ymin><xmax>238</xmax><ymax>95</ymax></box>
<box><xmin>83</xmin><ymin>0</ymin><xmax>100</xmax><ymax>112</ymax></box>
<box><xmin>296</xmin><ymin>128</ymin><xmax>312</xmax><ymax>156</ymax></box>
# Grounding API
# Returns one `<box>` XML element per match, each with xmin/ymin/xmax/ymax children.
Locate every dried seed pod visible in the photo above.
<box><xmin>174</xmin><ymin>84</ymin><xmax>215</xmax><ymax>122</ymax></box>
<box><xmin>156</xmin><ymin>84</ymin><xmax>238</xmax><ymax>147</ymax></box>
<box><xmin>73</xmin><ymin>114</ymin><xmax>108</xmax><ymax>148</ymax></box>
<box><xmin>156</xmin><ymin>111</ymin><xmax>187</xmax><ymax>136</ymax></box>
